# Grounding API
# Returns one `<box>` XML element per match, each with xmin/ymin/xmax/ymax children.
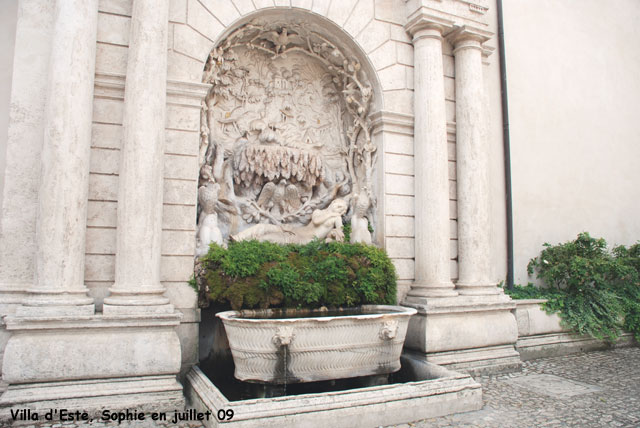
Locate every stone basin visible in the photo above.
<box><xmin>217</xmin><ymin>304</ymin><xmax>417</xmax><ymax>384</ymax></box>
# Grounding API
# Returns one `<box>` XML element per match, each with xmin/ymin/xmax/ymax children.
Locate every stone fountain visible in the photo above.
<box><xmin>185</xmin><ymin>16</ymin><xmax>483</xmax><ymax>428</ymax></box>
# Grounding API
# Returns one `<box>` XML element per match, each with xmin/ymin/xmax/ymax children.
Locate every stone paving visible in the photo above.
<box><xmin>400</xmin><ymin>346</ymin><xmax>640</xmax><ymax>428</ymax></box>
<box><xmin>12</xmin><ymin>346</ymin><xmax>640</xmax><ymax>428</ymax></box>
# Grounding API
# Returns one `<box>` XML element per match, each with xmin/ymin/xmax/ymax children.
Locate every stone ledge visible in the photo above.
<box><xmin>413</xmin><ymin>345</ymin><xmax>522</xmax><ymax>376</ymax></box>
<box><xmin>94</xmin><ymin>72</ymin><xmax>209</xmax><ymax>106</ymax></box>
<box><xmin>0</xmin><ymin>376</ymin><xmax>184</xmax><ymax>423</ymax></box>
<box><xmin>513</xmin><ymin>299</ymin><xmax>638</xmax><ymax>360</ymax></box>
<box><xmin>404</xmin><ymin>293</ymin><xmax>516</xmax><ymax>314</ymax></box>
<box><xmin>185</xmin><ymin>355</ymin><xmax>482</xmax><ymax>428</ymax></box>
<box><xmin>517</xmin><ymin>332</ymin><xmax>637</xmax><ymax>361</ymax></box>
<box><xmin>513</xmin><ymin>298</ymin><xmax>567</xmax><ymax>337</ymax></box>
<box><xmin>370</xmin><ymin>110</ymin><xmax>414</xmax><ymax>136</ymax></box>
<box><xmin>3</xmin><ymin>312</ymin><xmax>182</xmax><ymax>331</ymax></box>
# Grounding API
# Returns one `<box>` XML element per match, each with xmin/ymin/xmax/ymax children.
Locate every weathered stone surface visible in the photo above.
<box><xmin>218</xmin><ymin>305</ymin><xmax>416</xmax><ymax>383</ymax></box>
<box><xmin>197</xmin><ymin>18</ymin><xmax>378</xmax><ymax>247</ymax></box>
<box><xmin>514</xmin><ymin>299</ymin><xmax>567</xmax><ymax>337</ymax></box>
<box><xmin>186</xmin><ymin>354</ymin><xmax>482</xmax><ymax>428</ymax></box>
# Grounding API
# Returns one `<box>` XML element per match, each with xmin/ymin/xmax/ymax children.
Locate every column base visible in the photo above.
<box><xmin>16</xmin><ymin>304</ymin><xmax>95</xmax><ymax>317</ymax></box>
<box><xmin>16</xmin><ymin>288</ymin><xmax>95</xmax><ymax>317</ymax></box>
<box><xmin>103</xmin><ymin>303</ymin><xmax>175</xmax><ymax>315</ymax></box>
<box><xmin>455</xmin><ymin>281</ymin><xmax>502</xmax><ymax>296</ymax></box>
<box><xmin>103</xmin><ymin>287</ymin><xmax>174</xmax><ymax>315</ymax></box>
<box><xmin>404</xmin><ymin>281</ymin><xmax>459</xmax><ymax>302</ymax></box>
<box><xmin>0</xmin><ymin>284</ymin><xmax>28</xmax><ymax>379</ymax></box>
<box><xmin>403</xmin><ymin>294</ymin><xmax>520</xmax><ymax>375</ymax></box>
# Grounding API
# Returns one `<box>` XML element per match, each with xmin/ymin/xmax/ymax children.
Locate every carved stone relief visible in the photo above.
<box><xmin>196</xmin><ymin>19</ymin><xmax>376</xmax><ymax>252</ymax></box>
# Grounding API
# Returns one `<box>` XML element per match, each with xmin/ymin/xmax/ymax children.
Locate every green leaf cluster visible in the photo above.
<box><xmin>199</xmin><ymin>239</ymin><xmax>397</xmax><ymax>310</ymax></box>
<box><xmin>508</xmin><ymin>233</ymin><xmax>640</xmax><ymax>341</ymax></box>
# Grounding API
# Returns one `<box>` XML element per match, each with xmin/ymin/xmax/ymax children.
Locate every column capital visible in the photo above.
<box><xmin>405</xmin><ymin>10</ymin><xmax>454</xmax><ymax>41</ymax></box>
<box><xmin>446</xmin><ymin>25</ymin><xmax>493</xmax><ymax>52</ymax></box>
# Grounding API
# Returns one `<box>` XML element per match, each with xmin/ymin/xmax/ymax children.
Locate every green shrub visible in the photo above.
<box><xmin>509</xmin><ymin>233</ymin><xmax>640</xmax><ymax>341</ymax></box>
<box><xmin>199</xmin><ymin>239</ymin><xmax>397</xmax><ymax>310</ymax></box>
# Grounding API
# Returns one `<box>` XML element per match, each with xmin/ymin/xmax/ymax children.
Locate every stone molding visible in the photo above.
<box><xmin>3</xmin><ymin>313</ymin><xmax>182</xmax><ymax>331</ymax></box>
<box><xmin>418</xmin><ymin>344</ymin><xmax>522</xmax><ymax>375</ymax></box>
<box><xmin>405</xmin><ymin>295</ymin><xmax>515</xmax><ymax>315</ymax></box>
<box><xmin>370</xmin><ymin>110</ymin><xmax>414</xmax><ymax>136</ymax></box>
<box><xmin>446</xmin><ymin>24</ymin><xmax>493</xmax><ymax>52</ymax></box>
<box><xmin>94</xmin><ymin>72</ymin><xmax>209</xmax><ymax>107</ymax></box>
<box><xmin>405</xmin><ymin>1</ymin><xmax>490</xmax><ymax>27</ymax></box>
<box><xmin>0</xmin><ymin>287</ymin><xmax>26</xmax><ymax>305</ymax></box>
<box><xmin>404</xmin><ymin>10</ymin><xmax>454</xmax><ymax>38</ymax></box>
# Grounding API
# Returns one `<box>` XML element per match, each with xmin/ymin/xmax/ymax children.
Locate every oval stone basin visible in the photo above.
<box><xmin>217</xmin><ymin>304</ymin><xmax>417</xmax><ymax>384</ymax></box>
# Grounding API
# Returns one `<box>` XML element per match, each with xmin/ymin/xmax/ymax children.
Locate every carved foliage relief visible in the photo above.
<box><xmin>196</xmin><ymin>20</ymin><xmax>376</xmax><ymax>254</ymax></box>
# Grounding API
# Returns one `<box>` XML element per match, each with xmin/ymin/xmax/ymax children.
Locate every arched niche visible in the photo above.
<box><xmin>195</xmin><ymin>9</ymin><xmax>384</xmax><ymax>255</ymax></box>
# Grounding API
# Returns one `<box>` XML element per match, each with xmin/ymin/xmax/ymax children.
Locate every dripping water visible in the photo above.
<box><xmin>283</xmin><ymin>345</ymin><xmax>287</xmax><ymax>396</ymax></box>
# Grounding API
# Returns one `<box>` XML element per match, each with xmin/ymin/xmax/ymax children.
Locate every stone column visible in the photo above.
<box><xmin>17</xmin><ymin>0</ymin><xmax>99</xmax><ymax>316</ymax></box>
<box><xmin>103</xmin><ymin>0</ymin><xmax>173</xmax><ymax>314</ymax></box>
<box><xmin>447</xmin><ymin>26</ymin><xmax>498</xmax><ymax>295</ymax></box>
<box><xmin>404</xmin><ymin>16</ymin><xmax>457</xmax><ymax>302</ymax></box>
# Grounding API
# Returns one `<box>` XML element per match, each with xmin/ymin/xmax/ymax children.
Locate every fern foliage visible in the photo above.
<box><xmin>508</xmin><ymin>233</ymin><xmax>640</xmax><ymax>341</ymax></box>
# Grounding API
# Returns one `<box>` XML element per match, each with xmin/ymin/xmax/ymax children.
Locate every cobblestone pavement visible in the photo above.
<box><xmin>400</xmin><ymin>346</ymin><xmax>640</xmax><ymax>428</ymax></box>
<box><xmin>14</xmin><ymin>346</ymin><xmax>640</xmax><ymax>428</ymax></box>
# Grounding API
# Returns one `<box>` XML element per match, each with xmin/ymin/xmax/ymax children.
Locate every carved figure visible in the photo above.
<box><xmin>196</xmin><ymin>166</ymin><xmax>224</xmax><ymax>256</ymax></box>
<box><xmin>265</xmin><ymin>28</ymin><xmax>303</xmax><ymax>54</ymax></box>
<box><xmin>231</xmin><ymin>199</ymin><xmax>348</xmax><ymax>244</ymax></box>
<box><xmin>350</xmin><ymin>192</ymin><xmax>372</xmax><ymax>245</ymax></box>
<box><xmin>198</xmin><ymin>20</ymin><xmax>377</xmax><ymax>246</ymax></box>
<box><xmin>257</xmin><ymin>179</ymin><xmax>301</xmax><ymax>216</ymax></box>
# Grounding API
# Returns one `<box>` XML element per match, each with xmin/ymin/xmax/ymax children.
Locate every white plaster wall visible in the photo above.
<box><xmin>503</xmin><ymin>0</ymin><xmax>640</xmax><ymax>285</ymax></box>
<box><xmin>0</xmin><ymin>0</ymin><xmax>18</xmax><ymax>213</ymax></box>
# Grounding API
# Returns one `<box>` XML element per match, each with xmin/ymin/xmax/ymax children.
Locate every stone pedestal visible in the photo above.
<box><xmin>0</xmin><ymin>314</ymin><xmax>184</xmax><ymax>418</ymax></box>
<box><xmin>513</xmin><ymin>299</ymin><xmax>637</xmax><ymax>361</ymax></box>
<box><xmin>403</xmin><ymin>296</ymin><xmax>520</xmax><ymax>374</ymax></box>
